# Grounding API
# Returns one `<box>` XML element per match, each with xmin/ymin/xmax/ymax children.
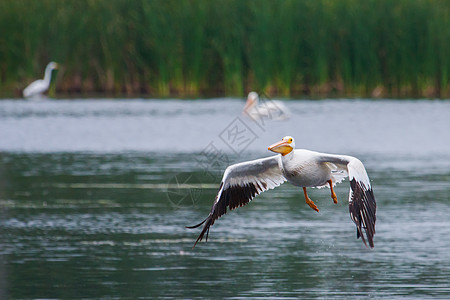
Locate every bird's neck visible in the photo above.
<box><xmin>43</xmin><ymin>65</ymin><xmax>54</xmax><ymax>85</ymax></box>
<box><xmin>280</xmin><ymin>149</ymin><xmax>295</xmax><ymax>162</ymax></box>
<box><xmin>244</xmin><ymin>101</ymin><xmax>256</xmax><ymax>112</ymax></box>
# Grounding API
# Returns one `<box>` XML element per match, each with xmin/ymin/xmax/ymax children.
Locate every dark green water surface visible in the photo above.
<box><xmin>0</xmin><ymin>99</ymin><xmax>449</xmax><ymax>299</ymax></box>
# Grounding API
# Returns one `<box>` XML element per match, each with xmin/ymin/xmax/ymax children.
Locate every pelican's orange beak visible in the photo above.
<box><xmin>268</xmin><ymin>139</ymin><xmax>293</xmax><ymax>156</ymax></box>
<box><xmin>243</xmin><ymin>98</ymin><xmax>253</xmax><ymax>113</ymax></box>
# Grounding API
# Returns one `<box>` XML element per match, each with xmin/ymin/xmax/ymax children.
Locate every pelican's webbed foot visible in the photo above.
<box><xmin>327</xmin><ymin>179</ymin><xmax>338</xmax><ymax>204</ymax></box>
<box><xmin>303</xmin><ymin>187</ymin><xmax>319</xmax><ymax>212</ymax></box>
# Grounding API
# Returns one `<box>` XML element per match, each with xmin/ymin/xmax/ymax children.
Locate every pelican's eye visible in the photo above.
<box><xmin>288</xmin><ymin>138</ymin><xmax>293</xmax><ymax>143</ymax></box>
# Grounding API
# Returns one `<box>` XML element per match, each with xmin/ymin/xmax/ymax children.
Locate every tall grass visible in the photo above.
<box><xmin>0</xmin><ymin>0</ymin><xmax>449</xmax><ymax>97</ymax></box>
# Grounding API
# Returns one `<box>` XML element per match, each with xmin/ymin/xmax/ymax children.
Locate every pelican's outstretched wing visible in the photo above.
<box><xmin>318</xmin><ymin>154</ymin><xmax>377</xmax><ymax>248</ymax></box>
<box><xmin>187</xmin><ymin>155</ymin><xmax>286</xmax><ymax>247</ymax></box>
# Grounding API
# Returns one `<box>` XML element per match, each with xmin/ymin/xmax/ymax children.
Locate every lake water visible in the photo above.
<box><xmin>0</xmin><ymin>98</ymin><xmax>449</xmax><ymax>299</ymax></box>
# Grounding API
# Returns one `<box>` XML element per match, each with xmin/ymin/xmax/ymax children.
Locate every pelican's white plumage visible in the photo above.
<box><xmin>188</xmin><ymin>136</ymin><xmax>376</xmax><ymax>248</ymax></box>
<box><xmin>243</xmin><ymin>91</ymin><xmax>290</xmax><ymax>120</ymax></box>
<box><xmin>23</xmin><ymin>61</ymin><xmax>58</xmax><ymax>98</ymax></box>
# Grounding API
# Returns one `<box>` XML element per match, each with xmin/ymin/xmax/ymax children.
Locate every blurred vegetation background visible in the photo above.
<box><xmin>0</xmin><ymin>0</ymin><xmax>449</xmax><ymax>98</ymax></box>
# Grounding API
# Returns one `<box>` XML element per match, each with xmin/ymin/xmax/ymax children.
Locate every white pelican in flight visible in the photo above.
<box><xmin>188</xmin><ymin>136</ymin><xmax>376</xmax><ymax>248</ymax></box>
<box><xmin>243</xmin><ymin>92</ymin><xmax>290</xmax><ymax>120</ymax></box>
<box><xmin>23</xmin><ymin>61</ymin><xmax>58</xmax><ymax>98</ymax></box>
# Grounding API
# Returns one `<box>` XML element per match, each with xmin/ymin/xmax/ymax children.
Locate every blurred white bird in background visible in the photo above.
<box><xmin>23</xmin><ymin>61</ymin><xmax>58</xmax><ymax>98</ymax></box>
<box><xmin>243</xmin><ymin>91</ymin><xmax>290</xmax><ymax>121</ymax></box>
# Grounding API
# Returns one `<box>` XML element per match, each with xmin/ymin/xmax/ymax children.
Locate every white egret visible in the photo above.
<box><xmin>23</xmin><ymin>61</ymin><xmax>58</xmax><ymax>98</ymax></box>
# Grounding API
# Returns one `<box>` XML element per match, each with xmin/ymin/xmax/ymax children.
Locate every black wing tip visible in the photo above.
<box><xmin>189</xmin><ymin>181</ymin><xmax>260</xmax><ymax>248</ymax></box>
<box><xmin>353</xmin><ymin>216</ymin><xmax>376</xmax><ymax>248</ymax></box>
<box><xmin>349</xmin><ymin>179</ymin><xmax>377</xmax><ymax>248</ymax></box>
<box><xmin>188</xmin><ymin>216</ymin><xmax>213</xmax><ymax>249</ymax></box>
<box><xmin>357</xmin><ymin>227</ymin><xmax>375</xmax><ymax>248</ymax></box>
<box><xmin>185</xmin><ymin>217</ymin><xmax>207</xmax><ymax>229</ymax></box>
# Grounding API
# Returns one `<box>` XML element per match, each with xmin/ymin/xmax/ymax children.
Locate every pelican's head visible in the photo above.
<box><xmin>243</xmin><ymin>91</ymin><xmax>259</xmax><ymax>112</ymax></box>
<box><xmin>268</xmin><ymin>136</ymin><xmax>295</xmax><ymax>156</ymax></box>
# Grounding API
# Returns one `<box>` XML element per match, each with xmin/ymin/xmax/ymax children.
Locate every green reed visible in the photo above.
<box><xmin>0</xmin><ymin>0</ymin><xmax>449</xmax><ymax>97</ymax></box>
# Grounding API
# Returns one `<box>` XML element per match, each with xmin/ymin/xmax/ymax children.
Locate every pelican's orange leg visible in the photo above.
<box><xmin>327</xmin><ymin>179</ymin><xmax>338</xmax><ymax>204</ymax></box>
<box><xmin>303</xmin><ymin>187</ymin><xmax>319</xmax><ymax>212</ymax></box>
